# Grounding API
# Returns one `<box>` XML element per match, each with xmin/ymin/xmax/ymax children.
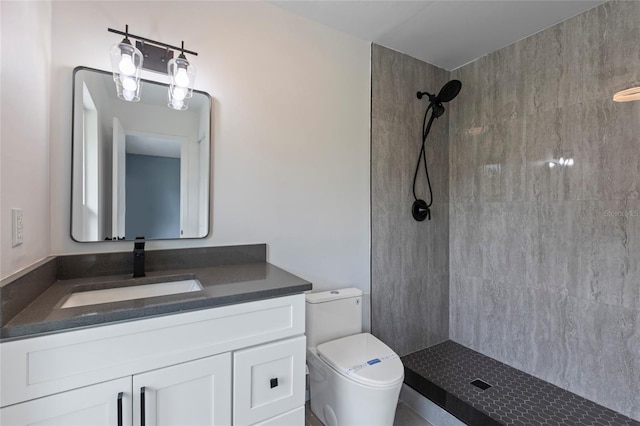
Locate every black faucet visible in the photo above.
<box><xmin>133</xmin><ymin>238</ymin><xmax>145</xmax><ymax>278</ymax></box>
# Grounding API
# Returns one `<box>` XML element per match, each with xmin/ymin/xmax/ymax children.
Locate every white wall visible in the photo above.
<box><xmin>0</xmin><ymin>1</ymin><xmax>52</xmax><ymax>280</ymax></box>
<box><xmin>48</xmin><ymin>2</ymin><xmax>371</xmax><ymax>291</ymax></box>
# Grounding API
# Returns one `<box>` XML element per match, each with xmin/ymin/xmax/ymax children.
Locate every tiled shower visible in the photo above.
<box><xmin>372</xmin><ymin>0</ymin><xmax>640</xmax><ymax>421</ymax></box>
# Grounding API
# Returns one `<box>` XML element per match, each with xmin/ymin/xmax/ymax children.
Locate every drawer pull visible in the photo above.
<box><xmin>270</xmin><ymin>378</ymin><xmax>278</xmax><ymax>388</ymax></box>
<box><xmin>140</xmin><ymin>386</ymin><xmax>146</xmax><ymax>426</ymax></box>
<box><xmin>117</xmin><ymin>392</ymin><xmax>123</xmax><ymax>426</ymax></box>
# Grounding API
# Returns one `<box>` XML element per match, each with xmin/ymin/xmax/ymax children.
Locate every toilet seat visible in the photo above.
<box><xmin>316</xmin><ymin>333</ymin><xmax>404</xmax><ymax>388</ymax></box>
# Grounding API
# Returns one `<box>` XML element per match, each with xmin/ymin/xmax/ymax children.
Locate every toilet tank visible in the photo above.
<box><xmin>305</xmin><ymin>288</ymin><xmax>363</xmax><ymax>348</ymax></box>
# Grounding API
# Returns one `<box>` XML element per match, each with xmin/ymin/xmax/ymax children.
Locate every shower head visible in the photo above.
<box><xmin>436</xmin><ymin>80</ymin><xmax>462</xmax><ymax>103</ymax></box>
<box><xmin>416</xmin><ymin>79</ymin><xmax>462</xmax><ymax>104</ymax></box>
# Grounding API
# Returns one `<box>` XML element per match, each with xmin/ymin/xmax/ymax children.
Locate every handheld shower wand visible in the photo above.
<box><xmin>412</xmin><ymin>80</ymin><xmax>461</xmax><ymax>221</ymax></box>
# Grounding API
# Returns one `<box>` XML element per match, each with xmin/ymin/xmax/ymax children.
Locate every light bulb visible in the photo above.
<box><xmin>175</xmin><ymin>67</ymin><xmax>190</xmax><ymax>87</ymax></box>
<box><xmin>567</xmin><ymin>158</ymin><xmax>574</xmax><ymax>166</ymax></box>
<box><xmin>172</xmin><ymin>87</ymin><xmax>187</xmax><ymax>101</ymax></box>
<box><xmin>559</xmin><ymin>157</ymin><xmax>565</xmax><ymax>166</ymax></box>
<box><xmin>119</xmin><ymin>52</ymin><xmax>136</xmax><ymax>76</ymax></box>
<box><xmin>120</xmin><ymin>76</ymin><xmax>137</xmax><ymax>92</ymax></box>
<box><xmin>548</xmin><ymin>162</ymin><xmax>556</xmax><ymax>168</ymax></box>
<box><xmin>123</xmin><ymin>90</ymin><xmax>135</xmax><ymax>101</ymax></box>
<box><xmin>171</xmin><ymin>98</ymin><xmax>184</xmax><ymax>110</ymax></box>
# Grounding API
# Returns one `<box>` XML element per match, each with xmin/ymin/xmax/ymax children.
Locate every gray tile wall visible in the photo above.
<box><xmin>371</xmin><ymin>44</ymin><xmax>450</xmax><ymax>356</ymax></box>
<box><xmin>449</xmin><ymin>1</ymin><xmax>640</xmax><ymax>420</ymax></box>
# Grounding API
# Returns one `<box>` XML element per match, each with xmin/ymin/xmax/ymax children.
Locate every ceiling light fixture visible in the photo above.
<box><xmin>108</xmin><ymin>26</ymin><xmax>198</xmax><ymax>110</ymax></box>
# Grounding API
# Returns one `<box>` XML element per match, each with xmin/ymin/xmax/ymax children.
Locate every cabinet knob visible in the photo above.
<box><xmin>270</xmin><ymin>377</ymin><xmax>278</xmax><ymax>388</ymax></box>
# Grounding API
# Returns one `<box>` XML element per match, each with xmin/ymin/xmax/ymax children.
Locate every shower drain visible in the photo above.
<box><xmin>470</xmin><ymin>379</ymin><xmax>492</xmax><ymax>390</ymax></box>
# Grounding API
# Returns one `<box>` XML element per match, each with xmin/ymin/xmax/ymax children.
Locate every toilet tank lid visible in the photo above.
<box><xmin>317</xmin><ymin>333</ymin><xmax>404</xmax><ymax>388</ymax></box>
<box><xmin>305</xmin><ymin>287</ymin><xmax>363</xmax><ymax>304</ymax></box>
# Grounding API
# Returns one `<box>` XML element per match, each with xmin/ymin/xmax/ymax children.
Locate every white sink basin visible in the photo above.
<box><xmin>60</xmin><ymin>279</ymin><xmax>203</xmax><ymax>309</ymax></box>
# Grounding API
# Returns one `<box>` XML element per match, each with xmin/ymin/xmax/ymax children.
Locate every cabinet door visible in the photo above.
<box><xmin>133</xmin><ymin>353</ymin><xmax>231</xmax><ymax>426</ymax></box>
<box><xmin>0</xmin><ymin>377</ymin><xmax>132</xmax><ymax>426</ymax></box>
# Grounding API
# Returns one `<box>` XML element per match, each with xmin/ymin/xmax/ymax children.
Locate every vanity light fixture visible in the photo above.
<box><xmin>167</xmin><ymin>42</ymin><xmax>196</xmax><ymax>110</ymax></box>
<box><xmin>109</xmin><ymin>25</ymin><xmax>143</xmax><ymax>102</ymax></box>
<box><xmin>108</xmin><ymin>26</ymin><xmax>198</xmax><ymax>110</ymax></box>
<box><xmin>613</xmin><ymin>86</ymin><xmax>640</xmax><ymax>102</ymax></box>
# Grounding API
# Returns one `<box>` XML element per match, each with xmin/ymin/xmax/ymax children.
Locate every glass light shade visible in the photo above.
<box><xmin>168</xmin><ymin>54</ymin><xmax>195</xmax><ymax>110</ymax></box>
<box><xmin>167</xmin><ymin>86</ymin><xmax>189</xmax><ymax>110</ymax></box>
<box><xmin>170</xmin><ymin>97</ymin><xmax>185</xmax><ymax>110</ymax></box>
<box><xmin>115</xmin><ymin>79</ymin><xmax>142</xmax><ymax>103</ymax></box>
<box><xmin>110</xmin><ymin>40</ymin><xmax>143</xmax><ymax>102</ymax></box>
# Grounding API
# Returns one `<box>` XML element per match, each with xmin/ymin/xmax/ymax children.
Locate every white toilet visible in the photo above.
<box><xmin>306</xmin><ymin>288</ymin><xmax>404</xmax><ymax>426</ymax></box>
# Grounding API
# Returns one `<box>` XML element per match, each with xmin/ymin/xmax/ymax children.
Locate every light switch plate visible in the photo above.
<box><xmin>12</xmin><ymin>208</ymin><xmax>23</xmax><ymax>247</ymax></box>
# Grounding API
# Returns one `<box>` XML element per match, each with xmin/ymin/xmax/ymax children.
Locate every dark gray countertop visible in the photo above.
<box><xmin>1</xmin><ymin>262</ymin><xmax>311</xmax><ymax>341</ymax></box>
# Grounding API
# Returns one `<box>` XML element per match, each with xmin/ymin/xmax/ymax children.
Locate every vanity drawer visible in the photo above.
<box><xmin>233</xmin><ymin>335</ymin><xmax>306</xmax><ymax>426</ymax></box>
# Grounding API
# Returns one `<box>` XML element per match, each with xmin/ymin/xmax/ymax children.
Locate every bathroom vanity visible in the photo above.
<box><xmin>0</xmin><ymin>245</ymin><xmax>311</xmax><ymax>426</ymax></box>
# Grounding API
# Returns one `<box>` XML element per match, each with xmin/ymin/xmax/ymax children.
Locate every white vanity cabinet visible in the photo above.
<box><xmin>0</xmin><ymin>294</ymin><xmax>306</xmax><ymax>426</ymax></box>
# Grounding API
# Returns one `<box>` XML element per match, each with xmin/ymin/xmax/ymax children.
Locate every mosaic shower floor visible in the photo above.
<box><xmin>402</xmin><ymin>341</ymin><xmax>639</xmax><ymax>426</ymax></box>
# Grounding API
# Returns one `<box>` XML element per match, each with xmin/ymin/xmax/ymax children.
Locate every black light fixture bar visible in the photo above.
<box><xmin>108</xmin><ymin>27</ymin><xmax>198</xmax><ymax>56</ymax></box>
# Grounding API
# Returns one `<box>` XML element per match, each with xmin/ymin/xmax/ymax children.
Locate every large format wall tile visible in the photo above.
<box><xmin>574</xmin><ymin>299</ymin><xmax>640</xmax><ymax>417</ymax></box>
<box><xmin>449</xmin><ymin>127</ymin><xmax>480</xmax><ymax>203</ymax></box>
<box><xmin>449</xmin><ymin>0</ymin><xmax>640</xmax><ymax>420</ymax></box>
<box><xmin>576</xmin><ymin>199</ymin><xmax>640</xmax><ymax>311</ymax></box>
<box><xmin>525</xmin><ymin>202</ymin><xmax>581</xmax><ymax>295</ymax></box>
<box><xmin>449</xmin><ymin>203</ymin><xmax>483</xmax><ymax>276</ymax></box>
<box><xmin>476</xmin><ymin>118</ymin><xmax>526</xmax><ymax>202</ymax></box>
<box><xmin>372</xmin><ymin>44</ymin><xmax>450</xmax><ymax>356</ymax></box>
<box><xmin>525</xmin><ymin>287</ymin><xmax>582</xmax><ymax>391</ymax></box>
<box><xmin>524</xmin><ymin>105</ymin><xmax>584</xmax><ymax>202</ymax></box>
<box><xmin>580</xmin><ymin>1</ymin><xmax>640</xmax><ymax>104</ymax></box>
<box><xmin>521</xmin><ymin>23</ymin><xmax>565</xmax><ymax>117</ymax></box>
<box><xmin>449</xmin><ymin>273</ymin><xmax>481</xmax><ymax>348</ymax></box>
<box><xmin>580</xmin><ymin>101</ymin><xmax>640</xmax><ymax>201</ymax></box>
<box><xmin>480</xmin><ymin>202</ymin><xmax>530</xmax><ymax>288</ymax></box>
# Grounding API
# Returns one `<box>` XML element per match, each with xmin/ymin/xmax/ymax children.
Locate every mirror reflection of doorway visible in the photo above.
<box><xmin>124</xmin><ymin>132</ymin><xmax>182</xmax><ymax>239</ymax></box>
<box><xmin>79</xmin><ymin>82</ymin><xmax>100</xmax><ymax>241</ymax></box>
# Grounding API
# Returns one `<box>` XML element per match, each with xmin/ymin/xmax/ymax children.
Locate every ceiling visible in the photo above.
<box><xmin>271</xmin><ymin>0</ymin><xmax>605</xmax><ymax>70</ymax></box>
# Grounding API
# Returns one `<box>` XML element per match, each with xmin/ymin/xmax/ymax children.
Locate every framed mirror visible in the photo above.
<box><xmin>71</xmin><ymin>67</ymin><xmax>211</xmax><ymax>242</ymax></box>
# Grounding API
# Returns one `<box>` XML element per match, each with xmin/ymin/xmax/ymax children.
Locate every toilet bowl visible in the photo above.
<box><xmin>306</xmin><ymin>289</ymin><xmax>404</xmax><ymax>426</ymax></box>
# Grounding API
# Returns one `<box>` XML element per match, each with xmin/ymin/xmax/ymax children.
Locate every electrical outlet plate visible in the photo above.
<box><xmin>12</xmin><ymin>208</ymin><xmax>23</xmax><ymax>247</ymax></box>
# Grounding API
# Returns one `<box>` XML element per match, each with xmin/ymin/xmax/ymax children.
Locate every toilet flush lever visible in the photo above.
<box><xmin>270</xmin><ymin>378</ymin><xmax>278</xmax><ymax>388</ymax></box>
